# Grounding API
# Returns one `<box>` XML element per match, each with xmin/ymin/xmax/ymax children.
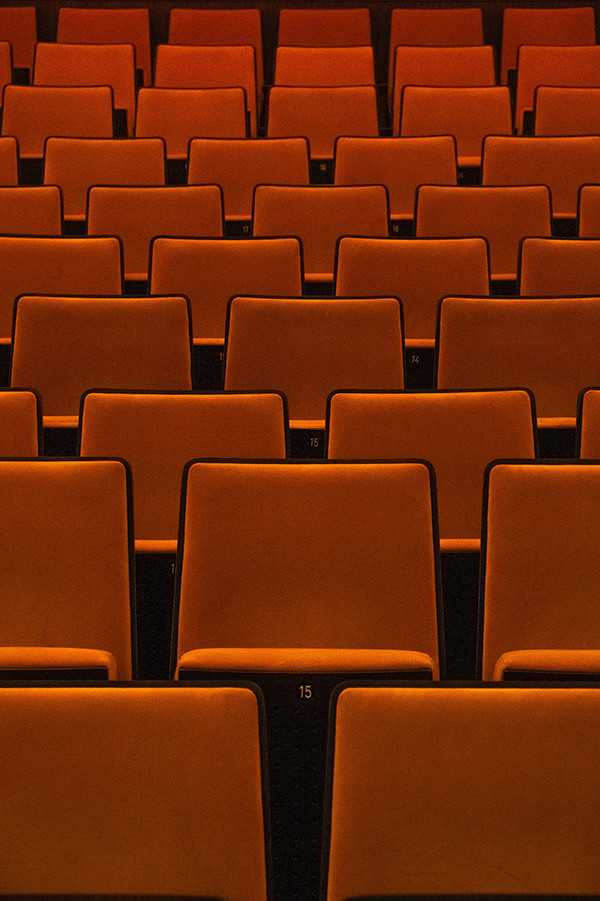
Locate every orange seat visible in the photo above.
<box><xmin>56</xmin><ymin>6</ymin><xmax>152</xmax><ymax>86</ymax></box>
<box><xmin>80</xmin><ymin>389</ymin><xmax>288</xmax><ymax>553</ymax></box>
<box><xmin>482</xmin><ymin>134</ymin><xmax>600</xmax><ymax>221</ymax></box>
<box><xmin>501</xmin><ymin>6</ymin><xmax>596</xmax><ymax>84</ymax></box>
<box><xmin>0</xmin><ymin>136</ymin><xmax>20</xmax><ymax>185</ymax></box>
<box><xmin>327</xmin><ymin>388</ymin><xmax>536</xmax><ymax>553</ymax></box>
<box><xmin>391</xmin><ymin>44</ymin><xmax>496</xmax><ymax>134</ymax></box>
<box><xmin>437</xmin><ymin>294</ymin><xmax>600</xmax><ymax>429</ymax></box>
<box><xmin>274</xmin><ymin>44</ymin><xmax>375</xmax><ymax>86</ymax></box>
<box><xmin>399</xmin><ymin>85</ymin><xmax>513</xmax><ymax>169</ymax></box>
<box><xmin>0</xmin><ymin>388</ymin><xmax>41</xmax><ymax>455</ymax></box>
<box><xmin>578</xmin><ymin>386</ymin><xmax>600</xmax><ymax>458</ymax></box>
<box><xmin>515</xmin><ymin>44</ymin><xmax>600</xmax><ymax>134</ymax></box>
<box><xmin>334</xmin><ymin>135</ymin><xmax>457</xmax><ymax>231</ymax></box>
<box><xmin>416</xmin><ymin>184</ymin><xmax>552</xmax><ymax>285</ymax></box>
<box><xmin>154</xmin><ymin>43</ymin><xmax>259</xmax><ymax>136</ymax></box>
<box><xmin>43</xmin><ymin>136</ymin><xmax>165</xmax><ymax>223</ymax></box>
<box><xmin>325</xmin><ymin>684</ymin><xmax>600</xmax><ymax>899</ymax></box>
<box><xmin>167</xmin><ymin>7</ymin><xmax>264</xmax><ymax>107</ymax></box>
<box><xmin>149</xmin><ymin>235</ymin><xmax>303</xmax><ymax>346</ymax></box>
<box><xmin>2</xmin><ymin>85</ymin><xmax>114</xmax><ymax>162</ymax></box>
<box><xmin>334</xmin><ymin>235</ymin><xmax>489</xmax><ymax>349</ymax></box>
<box><xmin>87</xmin><ymin>184</ymin><xmax>224</xmax><ymax>283</ymax></box>
<box><xmin>224</xmin><ymin>295</ymin><xmax>404</xmax><ymax>430</ymax></box>
<box><xmin>534</xmin><ymin>85</ymin><xmax>600</xmax><ymax>135</ymax></box>
<box><xmin>0</xmin><ymin>235</ymin><xmax>122</xmax><ymax>345</ymax></box>
<box><xmin>10</xmin><ymin>294</ymin><xmax>193</xmax><ymax>429</ymax></box>
<box><xmin>481</xmin><ymin>460</ymin><xmax>600</xmax><ymax>680</ymax></box>
<box><xmin>266</xmin><ymin>84</ymin><xmax>379</xmax><ymax>162</ymax></box>
<box><xmin>0</xmin><ymin>6</ymin><xmax>36</xmax><ymax>76</ymax></box>
<box><xmin>0</xmin><ymin>458</ymin><xmax>134</xmax><ymax>679</ymax></box>
<box><xmin>277</xmin><ymin>8</ymin><xmax>372</xmax><ymax>46</ymax></box>
<box><xmin>33</xmin><ymin>41</ymin><xmax>136</xmax><ymax>136</ymax></box>
<box><xmin>578</xmin><ymin>183</ymin><xmax>600</xmax><ymax>237</ymax></box>
<box><xmin>188</xmin><ymin>137</ymin><xmax>309</xmax><ymax>231</ymax></box>
<box><xmin>0</xmin><ymin>684</ymin><xmax>269</xmax><ymax>897</ymax></box>
<box><xmin>519</xmin><ymin>236</ymin><xmax>600</xmax><ymax>296</ymax></box>
<box><xmin>0</xmin><ymin>185</ymin><xmax>62</xmax><ymax>235</ymax></box>
<box><xmin>252</xmin><ymin>183</ymin><xmax>389</xmax><ymax>285</ymax></box>
<box><xmin>135</xmin><ymin>87</ymin><xmax>248</xmax><ymax>163</ymax></box>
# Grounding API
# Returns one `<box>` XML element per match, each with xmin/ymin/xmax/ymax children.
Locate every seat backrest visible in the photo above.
<box><xmin>482</xmin><ymin>134</ymin><xmax>600</xmax><ymax>220</ymax></box>
<box><xmin>57</xmin><ymin>6</ymin><xmax>152</xmax><ymax>86</ymax></box>
<box><xmin>43</xmin><ymin>136</ymin><xmax>165</xmax><ymax>222</ymax></box>
<box><xmin>399</xmin><ymin>85</ymin><xmax>513</xmax><ymax>167</ymax></box>
<box><xmin>334</xmin><ymin>134</ymin><xmax>457</xmax><ymax>227</ymax></box>
<box><xmin>391</xmin><ymin>44</ymin><xmax>496</xmax><ymax>133</ymax></box>
<box><xmin>578</xmin><ymin>386</ymin><xmax>600</xmax><ymax>458</ymax></box>
<box><xmin>2</xmin><ymin>85</ymin><xmax>114</xmax><ymax>159</ymax></box>
<box><xmin>274</xmin><ymin>44</ymin><xmax>375</xmax><ymax>86</ymax></box>
<box><xmin>501</xmin><ymin>5</ymin><xmax>596</xmax><ymax>83</ymax></box>
<box><xmin>327</xmin><ymin>389</ymin><xmax>536</xmax><ymax>550</ymax></box>
<box><xmin>79</xmin><ymin>390</ymin><xmax>288</xmax><ymax>549</ymax></box>
<box><xmin>0</xmin><ymin>388</ymin><xmax>41</xmax><ymax>455</ymax></box>
<box><xmin>149</xmin><ymin>236</ymin><xmax>303</xmax><ymax>344</ymax></box>
<box><xmin>187</xmin><ymin>137</ymin><xmax>310</xmax><ymax>225</ymax></box>
<box><xmin>334</xmin><ymin>236</ymin><xmax>489</xmax><ymax>347</ymax></box>
<box><xmin>135</xmin><ymin>87</ymin><xmax>248</xmax><ymax>159</ymax></box>
<box><xmin>266</xmin><ymin>84</ymin><xmax>379</xmax><ymax>160</ymax></box>
<box><xmin>174</xmin><ymin>459</ymin><xmax>441</xmax><ymax>675</ymax></box>
<box><xmin>578</xmin><ymin>183</ymin><xmax>600</xmax><ymax>236</ymax></box>
<box><xmin>252</xmin><ymin>183</ymin><xmax>389</xmax><ymax>283</ymax></box>
<box><xmin>224</xmin><ymin>295</ymin><xmax>404</xmax><ymax>424</ymax></box>
<box><xmin>481</xmin><ymin>460</ymin><xmax>600</xmax><ymax>679</ymax></box>
<box><xmin>10</xmin><ymin>295</ymin><xmax>193</xmax><ymax>425</ymax></box>
<box><xmin>33</xmin><ymin>41</ymin><xmax>136</xmax><ymax>135</ymax></box>
<box><xmin>0</xmin><ymin>5</ymin><xmax>36</xmax><ymax>72</ymax></box>
<box><xmin>324</xmin><ymin>684</ymin><xmax>600</xmax><ymax>899</ymax></box>
<box><xmin>416</xmin><ymin>184</ymin><xmax>552</xmax><ymax>283</ymax></box>
<box><xmin>0</xmin><ymin>458</ymin><xmax>134</xmax><ymax>678</ymax></box>
<box><xmin>0</xmin><ymin>235</ymin><xmax>122</xmax><ymax>342</ymax></box>
<box><xmin>515</xmin><ymin>43</ymin><xmax>600</xmax><ymax>134</ymax></box>
<box><xmin>87</xmin><ymin>184</ymin><xmax>224</xmax><ymax>282</ymax></box>
<box><xmin>388</xmin><ymin>7</ymin><xmax>484</xmax><ymax>90</ymax></box>
<box><xmin>0</xmin><ymin>684</ymin><xmax>269</xmax><ymax>899</ymax></box>
<box><xmin>168</xmin><ymin>7</ymin><xmax>264</xmax><ymax>100</ymax></box>
<box><xmin>534</xmin><ymin>85</ymin><xmax>600</xmax><ymax>135</ymax></box>
<box><xmin>0</xmin><ymin>185</ymin><xmax>62</xmax><ymax>235</ymax></box>
<box><xmin>0</xmin><ymin>135</ymin><xmax>18</xmax><ymax>185</ymax></box>
<box><xmin>278</xmin><ymin>8</ymin><xmax>372</xmax><ymax>46</ymax></box>
<box><xmin>436</xmin><ymin>294</ymin><xmax>600</xmax><ymax>428</ymax></box>
<box><xmin>0</xmin><ymin>39</ymin><xmax>12</xmax><ymax>93</ymax></box>
<box><xmin>519</xmin><ymin>236</ymin><xmax>600</xmax><ymax>295</ymax></box>
<box><xmin>154</xmin><ymin>43</ymin><xmax>258</xmax><ymax>136</ymax></box>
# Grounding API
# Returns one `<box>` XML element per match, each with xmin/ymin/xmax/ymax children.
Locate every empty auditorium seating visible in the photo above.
<box><xmin>519</xmin><ymin>236</ymin><xmax>600</xmax><ymax>295</ymax></box>
<box><xmin>10</xmin><ymin>294</ymin><xmax>193</xmax><ymax>429</ymax></box>
<box><xmin>56</xmin><ymin>6</ymin><xmax>152</xmax><ymax>86</ymax></box>
<box><xmin>399</xmin><ymin>85</ymin><xmax>513</xmax><ymax>170</ymax></box>
<box><xmin>534</xmin><ymin>85</ymin><xmax>600</xmax><ymax>135</ymax></box>
<box><xmin>0</xmin><ymin>234</ymin><xmax>122</xmax><ymax>345</ymax></box>
<box><xmin>79</xmin><ymin>389</ymin><xmax>288</xmax><ymax>553</ymax></box>
<box><xmin>437</xmin><ymin>294</ymin><xmax>600</xmax><ymax>430</ymax></box>
<box><xmin>43</xmin><ymin>136</ymin><xmax>165</xmax><ymax>225</ymax></box>
<box><xmin>252</xmin><ymin>183</ymin><xmax>389</xmax><ymax>286</ymax></box>
<box><xmin>0</xmin><ymin>684</ymin><xmax>270</xmax><ymax>897</ymax></box>
<box><xmin>501</xmin><ymin>5</ymin><xmax>596</xmax><ymax>83</ymax></box>
<box><xmin>187</xmin><ymin>137</ymin><xmax>310</xmax><ymax>233</ymax></box>
<box><xmin>0</xmin><ymin>388</ymin><xmax>41</xmax><ymax>455</ymax></box>
<box><xmin>0</xmin><ymin>184</ymin><xmax>62</xmax><ymax>234</ymax></box>
<box><xmin>481</xmin><ymin>460</ymin><xmax>600</xmax><ymax>679</ymax></box>
<box><xmin>416</xmin><ymin>184</ymin><xmax>552</xmax><ymax>286</ymax></box>
<box><xmin>334</xmin><ymin>235</ymin><xmax>489</xmax><ymax>352</ymax></box>
<box><xmin>273</xmin><ymin>44</ymin><xmax>375</xmax><ymax>85</ymax></box>
<box><xmin>277</xmin><ymin>7</ymin><xmax>372</xmax><ymax>45</ymax></box>
<box><xmin>86</xmin><ymin>184</ymin><xmax>224</xmax><ymax>284</ymax></box>
<box><xmin>149</xmin><ymin>235</ymin><xmax>303</xmax><ymax>349</ymax></box>
<box><xmin>324</xmin><ymin>684</ymin><xmax>600</xmax><ymax>898</ymax></box>
<box><xmin>0</xmin><ymin>6</ymin><xmax>36</xmax><ymax>80</ymax></box>
<box><xmin>327</xmin><ymin>388</ymin><xmax>536</xmax><ymax>552</ymax></box>
<box><xmin>334</xmin><ymin>135</ymin><xmax>458</xmax><ymax>232</ymax></box>
<box><xmin>33</xmin><ymin>41</ymin><xmax>137</xmax><ymax>135</ymax></box>
<box><xmin>224</xmin><ymin>295</ymin><xmax>404</xmax><ymax>431</ymax></box>
<box><xmin>0</xmin><ymin>457</ymin><xmax>134</xmax><ymax>679</ymax></box>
